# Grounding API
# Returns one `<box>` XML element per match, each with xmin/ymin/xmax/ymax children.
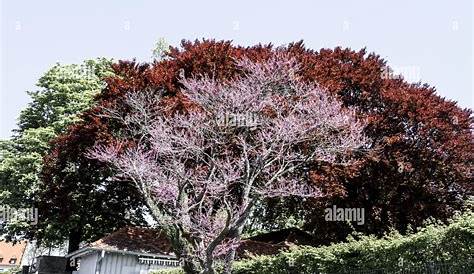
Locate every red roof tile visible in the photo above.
<box><xmin>90</xmin><ymin>227</ymin><xmax>173</xmax><ymax>255</ymax></box>
<box><xmin>0</xmin><ymin>241</ymin><xmax>27</xmax><ymax>266</ymax></box>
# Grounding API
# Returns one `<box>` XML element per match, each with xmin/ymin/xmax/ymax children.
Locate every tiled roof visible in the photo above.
<box><xmin>90</xmin><ymin>227</ymin><xmax>173</xmax><ymax>256</ymax></box>
<box><xmin>85</xmin><ymin>227</ymin><xmax>313</xmax><ymax>259</ymax></box>
<box><xmin>0</xmin><ymin>241</ymin><xmax>27</xmax><ymax>266</ymax></box>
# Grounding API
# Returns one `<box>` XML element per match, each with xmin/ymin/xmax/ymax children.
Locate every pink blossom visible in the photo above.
<box><xmin>88</xmin><ymin>54</ymin><xmax>369</xmax><ymax>273</ymax></box>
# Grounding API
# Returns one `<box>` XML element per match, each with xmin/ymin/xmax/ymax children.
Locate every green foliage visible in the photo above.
<box><xmin>18</xmin><ymin>58</ymin><xmax>113</xmax><ymax>132</ymax></box>
<box><xmin>0</xmin><ymin>58</ymin><xmax>113</xmax><ymax>240</ymax></box>
<box><xmin>232</xmin><ymin>212</ymin><xmax>473</xmax><ymax>274</ymax></box>
<box><xmin>152</xmin><ymin>269</ymin><xmax>184</xmax><ymax>274</ymax></box>
<box><xmin>152</xmin><ymin>37</ymin><xmax>170</xmax><ymax>60</ymax></box>
<box><xmin>151</xmin><ymin>212</ymin><xmax>473</xmax><ymax>274</ymax></box>
<box><xmin>1</xmin><ymin>128</ymin><xmax>56</xmax><ymax>203</ymax></box>
<box><xmin>2</xmin><ymin>267</ymin><xmax>21</xmax><ymax>274</ymax></box>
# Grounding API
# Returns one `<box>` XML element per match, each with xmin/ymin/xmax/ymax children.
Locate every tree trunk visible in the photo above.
<box><xmin>223</xmin><ymin>248</ymin><xmax>236</xmax><ymax>274</ymax></box>
<box><xmin>222</xmin><ymin>228</ymin><xmax>243</xmax><ymax>274</ymax></box>
<box><xmin>182</xmin><ymin>258</ymin><xmax>201</xmax><ymax>274</ymax></box>
<box><xmin>203</xmin><ymin>258</ymin><xmax>216</xmax><ymax>274</ymax></box>
<box><xmin>67</xmin><ymin>228</ymin><xmax>82</xmax><ymax>253</ymax></box>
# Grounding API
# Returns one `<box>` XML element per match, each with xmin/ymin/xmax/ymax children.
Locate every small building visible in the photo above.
<box><xmin>0</xmin><ymin>241</ymin><xmax>27</xmax><ymax>272</ymax></box>
<box><xmin>67</xmin><ymin>227</ymin><xmax>180</xmax><ymax>274</ymax></box>
<box><xmin>67</xmin><ymin>226</ymin><xmax>314</xmax><ymax>274</ymax></box>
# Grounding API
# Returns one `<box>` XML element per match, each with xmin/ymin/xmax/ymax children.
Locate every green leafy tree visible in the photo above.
<box><xmin>0</xmin><ymin>58</ymin><xmax>114</xmax><ymax>241</ymax></box>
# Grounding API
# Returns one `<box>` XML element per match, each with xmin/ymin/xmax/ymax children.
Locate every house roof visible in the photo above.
<box><xmin>68</xmin><ymin>227</ymin><xmax>313</xmax><ymax>260</ymax></box>
<box><xmin>0</xmin><ymin>241</ymin><xmax>27</xmax><ymax>267</ymax></box>
<box><xmin>68</xmin><ymin>227</ymin><xmax>175</xmax><ymax>259</ymax></box>
<box><xmin>90</xmin><ymin>227</ymin><xmax>173</xmax><ymax>256</ymax></box>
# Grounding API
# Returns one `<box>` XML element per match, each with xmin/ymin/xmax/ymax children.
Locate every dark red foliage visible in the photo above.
<box><xmin>39</xmin><ymin>40</ymin><xmax>473</xmax><ymax>248</ymax></box>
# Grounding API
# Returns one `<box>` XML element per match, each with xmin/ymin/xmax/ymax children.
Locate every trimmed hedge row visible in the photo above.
<box><xmin>153</xmin><ymin>211</ymin><xmax>473</xmax><ymax>274</ymax></box>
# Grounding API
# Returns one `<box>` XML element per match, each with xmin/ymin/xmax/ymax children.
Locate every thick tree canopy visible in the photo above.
<box><xmin>24</xmin><ymin>60</ymin><xmax>148</xmax><ymax>251</ymax></box>
<box><xmin>40</xmin><ymin>40</ymin><xmax>473</xmax><ymax>249</ymax></box>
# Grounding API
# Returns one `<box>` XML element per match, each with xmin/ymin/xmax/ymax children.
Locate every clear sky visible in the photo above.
<box><xmin>0</xmin><ymin>0</ymin><xmax>472</xmax><ymax>139</ymax></box>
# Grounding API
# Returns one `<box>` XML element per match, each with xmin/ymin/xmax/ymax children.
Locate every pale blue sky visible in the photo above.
<box><xmin>0</xmin><ymin>0</ymin><xmax>472</xmax><ymax>139</ymax></box>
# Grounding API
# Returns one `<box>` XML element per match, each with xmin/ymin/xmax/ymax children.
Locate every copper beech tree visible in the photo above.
<box><xmin>87</xmin><ymin>55</ymin><xmax>369</xmax><ymax>274</ymax></box>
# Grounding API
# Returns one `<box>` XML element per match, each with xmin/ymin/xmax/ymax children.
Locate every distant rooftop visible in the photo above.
<box><xmin>0</xmin><ymin>241</ymin><xmax>27</xmax><ymax>267</ymax></box>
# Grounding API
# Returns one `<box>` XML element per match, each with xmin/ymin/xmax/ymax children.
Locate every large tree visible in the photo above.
<box><xmin>0</xmin><ymin>59</ymin><xmax>116</xmax><ymax>241</ymax></box>
<box><xmin>41</xmin><ymin>40</ymin><xmax>473</xmax><ymax>250</ymax></box>
<box><xmin>88</xmin><ymin>55</ymin><xmax>368</xmax><ymax>274</ymax></box>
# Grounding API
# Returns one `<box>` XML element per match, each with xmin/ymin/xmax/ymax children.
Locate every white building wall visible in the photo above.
<box><xmin>73</xmin><ymin>252</ymin><xmax>98</xmax><ymax>274</ymax></box>
<box><xmin>100</xmin><ymin>253</ymin><xmax>172</xmax><ymax>274</ymax></box>
<box><xmin>73</xmin><ymin>251</ymin><xmax>177</xmax><ymax>274</ymax></box>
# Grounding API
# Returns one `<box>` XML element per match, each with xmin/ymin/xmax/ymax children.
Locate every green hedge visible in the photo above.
<box><xmin>153</xmin><ymin>211</ymin><xmax>473</xmax><ymax>274</ymax></box>
<box><xmin>151</xmin><ymin>269</ymin><xmax>183</xmax><ymax>274</ymax></box>
<box><xmin>3</xmin><ymin>267</ymin><xmax>21</xmax><ymax>274</ymax></box>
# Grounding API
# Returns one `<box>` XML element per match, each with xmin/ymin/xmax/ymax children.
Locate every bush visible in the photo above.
<box><xmin>232</xmin><ymin>211</ymin><xmax>473</xmax><ymax>274</ymax></box>
<box><xmin>3</xmin><ymin>267</ymin><xmax>21</xmax><ymax>274</ymax></box>
<box><xmin>152</xmin><ymin>211</ymin><xmax>473</xmax><ymax>274</ymax></box>
<box><xmin>151</xmin><ymin>269</ymin><xmax>183</xmax><ymax>274</ymax></box>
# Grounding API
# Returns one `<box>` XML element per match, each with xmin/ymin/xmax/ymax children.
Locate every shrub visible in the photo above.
<box><xmin>152</xmin><ymin>269</ymin><xmax>184</xmax><ymax>274</ymax></box>
<box><xmin>3</xmin><ymin>267</ymin><xmax>21</xmax><ymax>274</ymax></box>
<box><xmin>232</xmin><ymin>211</ymin><xmax>473</xmax><ymax>273</ymax></box>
